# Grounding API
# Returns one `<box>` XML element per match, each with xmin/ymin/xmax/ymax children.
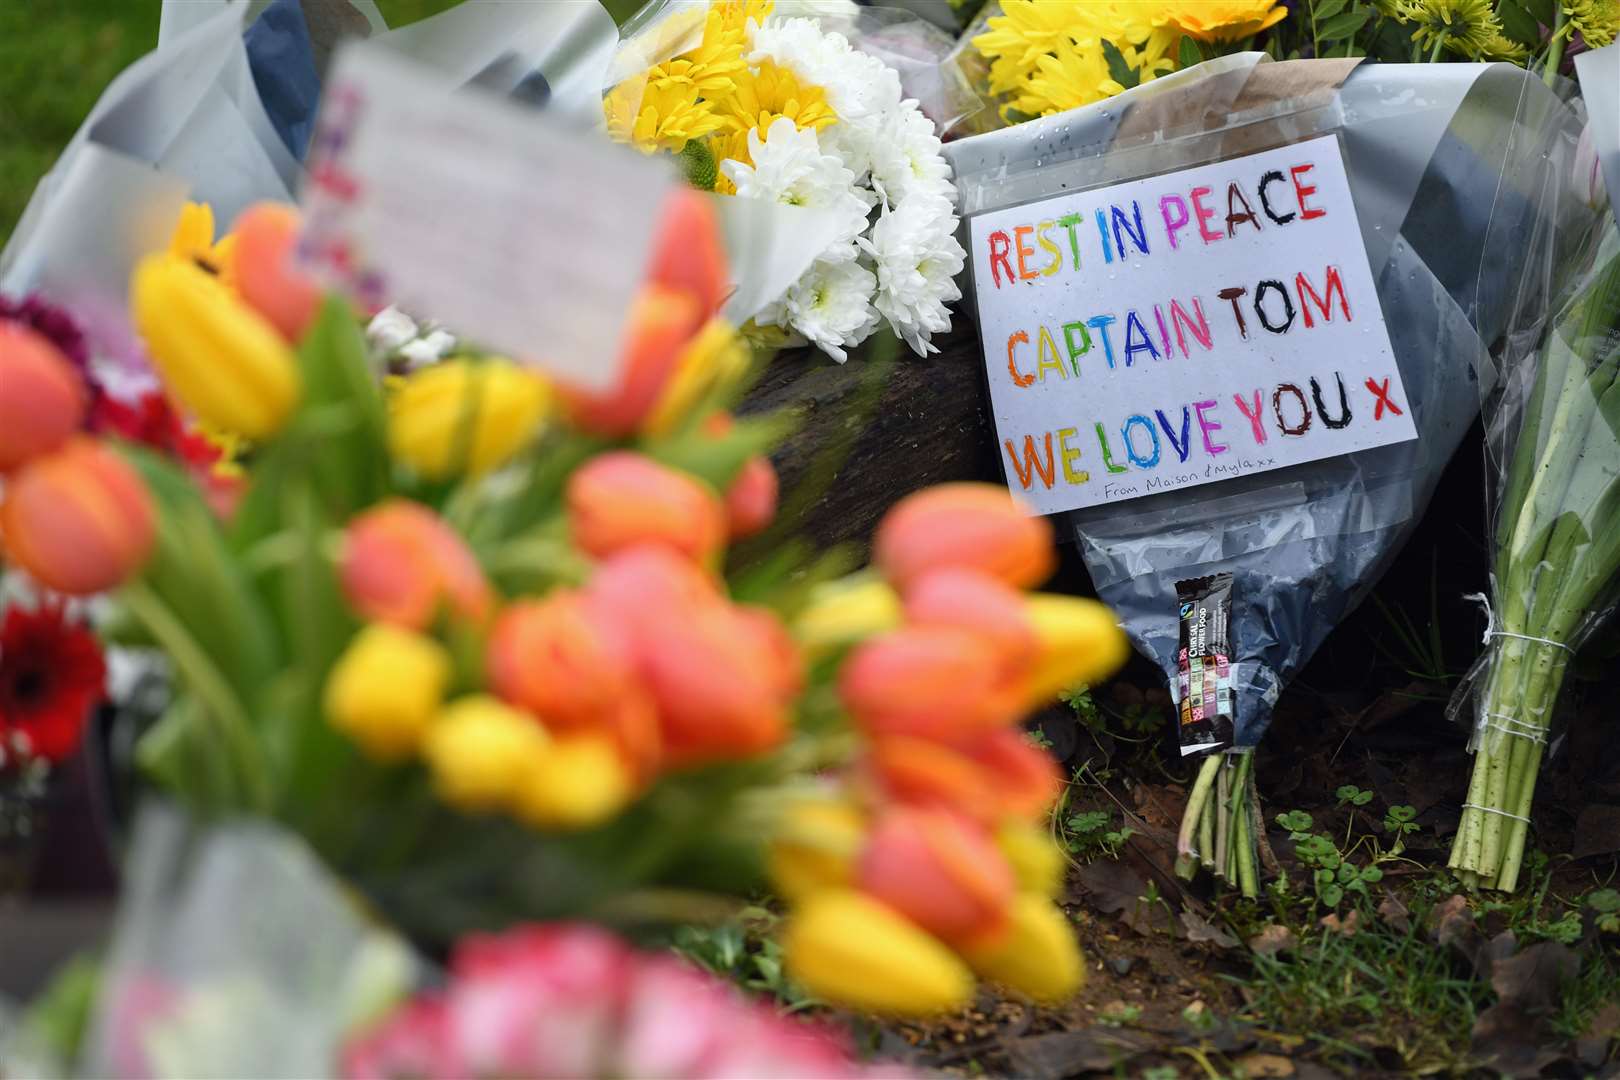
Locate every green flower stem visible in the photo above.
<box><xmin>1427</xmin><ymin>31</ymin><xmax>1449</xmax><ymax>63</ymax></box>
<box><xmin>1543</xmin><ymin>7</ymin><xmax>1566</xmax><ymax>86</ymax></box>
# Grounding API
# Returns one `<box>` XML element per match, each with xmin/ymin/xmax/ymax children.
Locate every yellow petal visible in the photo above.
<box><xmin>783</xmin><ymin>890</ymin><xmax>975</xmax><ymax>1016</ymax></box>
<box><xmin>996</xmin><ymin>821</ymin><xmax>1065</xmax><ymax>898</ymax></box>
<box><xmin>515</xmin><ymin>736</ymin><xmax>634</xmax><ymax>830</ymax></box>
<box><xmin>1023</xmin><ymin>593</ymin><xmax>1129</xmax><ymax>705</ymax></box>
<box><xmin>794</xmin><ymin>577</ymin><xmax>903</xmax><ymax>652</ymax></box>
<box><xmin>768</xmin><ymin>798</ymin><xmax>867</xmax><ymax>901</ymax></box>
<box><xmin>423</xmin><ymin>695</ymin><xmax>549</xmax><ymax>812</ymax></box>
<box><xmin>962</xmin><ymin>893</ymin><xmax>1084</xmax><ymax>1003</ymax></box>
<box><xmin>324</xmin><ymin>624</ymin><xmax>452</xmax><ymax>760</ymax></box>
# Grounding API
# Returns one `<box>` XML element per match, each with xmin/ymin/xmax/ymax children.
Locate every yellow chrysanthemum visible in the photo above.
<box><xmin>706</xmin><ymin>0</ymin><xmax>774</xmax><ymax>45</ymax></box>
<box><xmin>717</xmin><ymin>59</ymin><xmax>838</xmax><ymax>136</ymax></box>
<box><xmin>709</xmin><ymin>127</ymin><xmax>753</xmax><ymax>195</ymax></box>
<box><xmin>606</xmin><ymin>75</ymin><xmax>726</xmax><ymax>153</ymax></box>
<box><xmin>974</xmin><ymin>1</ymin><xmax>1180</xmax><ymax>118</ymax></box>
<box><xmin>1165</xmin><ymin>0</ymin><xmax>1288</xmax><ymax>42</ymax></box>
<box><xmin>1395</xmin><ymin>0</ymin><xmax>1503</xmax><ymax>56</ymax></box>
<box><xmin>1481</xmin><ymin>30</ymin><xmax>1530</xmax><ymax>60</ymax></box>
<box><xmin>1564</xmin><ymin>0</ymin><xmax>1619</xmax><ymax>48</ymax></box>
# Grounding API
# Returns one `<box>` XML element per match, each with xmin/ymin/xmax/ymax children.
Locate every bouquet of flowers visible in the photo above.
<box><xmin>0</xmin><ymin>176</ymin><xmax>1125</xmax><ymax>1018</ymax></box>
<box><xmin>607</xmin><ymin>0</ymin><xmax>966</xmax><ymax>361</ymax></box>
<box><xmin>1449</xmin><ymin>101</ymin><xmax>1620</xmax><ymax>892</ymax></box>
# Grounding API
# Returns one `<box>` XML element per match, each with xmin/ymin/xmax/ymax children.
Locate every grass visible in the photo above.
<box><xmin>0</xmin><ymin>0</ymin><xmax>643</xmax><ymax>249</ymax></box>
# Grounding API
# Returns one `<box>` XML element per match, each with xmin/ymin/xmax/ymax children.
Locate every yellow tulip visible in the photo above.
<box><xmin>325</xmin><ymin>624</ymin><xmax>452</xmax><ymax>760</ymax></box>
<box><xmin>641</xmin><ymin>318</ymin><xmax>752</xmax><ymax>437</ymax></box>
<box><xmin>793</xmin><ymin>577</ymin><xmax>902</xmax><ymax>652</ymax></box>
<box><xmin>996</xmin><ymin>821</ymin><xmax>1065</xmax><ymax>898</ymax></box>
<box><xmin>768</xmin><ymin>798</ymin><xmax>866</xmax><ymax>900</ymax></box>
<box><xmin>422</xmin><ymin>695</ymin><xmax>549</xmax><ymax>811</ymax></box>
<box><xmin>782</xmin><ymin>890</ymin><xmax>975</xmax><ymax>1016</ymax></box>
<box><xmin>961</xmin><ymin>893</ymin><xmax>1084</xmax><ymax>1003</ymax></box>
<box><xmin>1022</xmin><ymin>593</ymin><xmax>1130</xmax><ymax>706</ymax></box>
<box><xmin>131</xmin><ymin>254</ymin><xmax>301</xmax><ymax>439</ymax></box>
<box><xmin>515</xmin><ymin>736</ymin><xmax>634</xmax><ymax>830</ymax></box>
<box><xmin>167</xmin><ymin>202</ymin><xmax>238</xmax><ymax>285</ymax></box>
<box><xmin>388</xmin><ymin>359</ymin><xmax>551</xmax><ymax>479</ymax></box>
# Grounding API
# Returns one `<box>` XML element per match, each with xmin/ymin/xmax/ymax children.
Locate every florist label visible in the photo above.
<box><xmin>299</xmin><ymin>44</ymin><xmax>672</xmax><ymax>390</ymax></box>
<box><xmin>969</xmin><ymin>135</ymin><xmax>1415</xmax><ymax>515</ymax></box>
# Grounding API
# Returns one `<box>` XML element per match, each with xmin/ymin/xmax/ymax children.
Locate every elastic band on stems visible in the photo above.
<box><xmin>1461</xmin><ymin>802</ymin><xmax>1531</xmax><ymax>824</ymax></box>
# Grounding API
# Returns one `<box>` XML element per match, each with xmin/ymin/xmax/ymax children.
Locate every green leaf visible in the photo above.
<box><xmin>1520</xmin><ymin>0</ymin><xmax>1555</xmax><ymax>25</ymax></box>
<box><xmin>1177</xmin><ymin>35</ymin><xmax>1203</xmax><ymax>69</ymax></box>
<box><xmin>1496</xmin><ymin>0</ymin><xmax>1544</xmax><ymax>46</ymax></box>
<box><xmin>1100</xmin><ymin>39</ymin><xmax>1141</xmax><ymax>89</ymax></box>
<box><xmin>1313</xmin><ymin>0</ymin><xmax>1348</xmax><ymax>22</ymax></box>
<box><xmin>1317</xmin><ymin>9</ymin><xmax>1371</xmax><ymax>41</ymax></box>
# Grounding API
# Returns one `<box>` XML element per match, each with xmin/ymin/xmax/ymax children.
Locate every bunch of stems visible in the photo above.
<box><xmin>1450</xmin><ymin>244</ymin><xmax>1620</xmax><ymax>891</ymax></box>
<box><xmin>1175</xmin><ymin>751</ymin><xmax>1259</xmax><ymax>897</ymax></box>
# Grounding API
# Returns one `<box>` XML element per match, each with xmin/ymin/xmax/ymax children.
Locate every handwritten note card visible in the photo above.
<box><xmin>969</xmin><ymin>135</ymin><xmax>1415</xmax><ymax>515</ymax></box>
<box><xmin>300</xmin><ymin>43</ymin><xmax>672</xmax><ymax>390</ymax></box>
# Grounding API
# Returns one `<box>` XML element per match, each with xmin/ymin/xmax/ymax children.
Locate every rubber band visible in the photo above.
<box><xmin>1462</xmin><ymin>802</ymin><xmax>1531</xmax><ymax>824</ymax></box>
<box><xmin>1464</xmin><ymin>593</ymin><xmax>1572</xmax><ymax>653</ymax></box>
<box><xmin>1482</xmin><ymin>721</ymin><xmax>1547</xmax><ymax>745</ymax></box>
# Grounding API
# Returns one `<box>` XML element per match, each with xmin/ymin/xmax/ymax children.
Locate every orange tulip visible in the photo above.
<box><xmin>903</xmin><ymin>568</ymin><xmax>1036</xmax><ymax>678</ymax></box>
<box><xmin>636</xmin><ymin>601</ymin><xmax>792</xmax><ymax>766</ymax></box>
<box><xmin>0</xmin><ymin>323</ymin><xmax>85</xmax><ymax>471</ymax></box>
<box><xmin>723</xmin><ymin>455</ymin><xmax>778</xmax><ymax>539</ymax></box>
<box><xmin>875</xmin><ymin>483</ymin><xmax>1054</xmax><ymax>592</ymax></box>
<box><xmin>232</xmin><ymin>202</ymin><xmax>321</xmax><ymax>343</ymax></box>
<box><xmin>341</xmin><ymin>500</ymin><xmax>492</xmax><ymax>629</ymax></box>
<box><xmin>857</xmin><ymin>807</ymin><xmax>1015</xmax><ymax>944</ymax></box>
<box><xmin>647</xmin><ymin>188</ymin><xmax>729</xmax><ymax>317</ymax></box>
<box><xmin>0</xmin><ymin>438</ymin><xmax>153</xmax><ymax>594</ymax></box>
<box><xmin>566</xmin><ymin>451</ymin><xmax>726</xmax><ymax>564</ymax></box>
<box><xmin>558</xmin><ymin>287</ymin><xmax>701</xmax><ymax>436</ymax></box>
<box><xmin>839</xmin><ymin>626</ymin><xmax>1024</xmax><ymax>741</ymax></box>
<box><xmin>866</xmin><ymin>734</ymin><xmax>1001</xmax><ymax>823</ymax></box>
<box><xmin>963</xmin><ymin>728</ymin><xmax>1063</xmax><ymax>821</ymax></box>
<box><xmin>585</xmin><ymin>544</ymin><xmax>722</xmax><ymax>628</ymax></box>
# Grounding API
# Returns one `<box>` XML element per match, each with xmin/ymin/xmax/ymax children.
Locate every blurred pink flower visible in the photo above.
<box><xmin>343</xmin><ymin>924</ymin><xmax>911</xmax><ymax>1080</ymax></box>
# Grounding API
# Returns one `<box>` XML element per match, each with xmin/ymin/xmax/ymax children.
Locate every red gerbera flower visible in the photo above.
<box><xmin>0</xmin><ymin>601</ymin><xmax>105</xmax><ymax>764</ymax></box>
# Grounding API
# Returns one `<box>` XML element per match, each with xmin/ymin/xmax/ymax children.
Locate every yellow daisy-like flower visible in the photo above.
<box><xmin>975</xmin><ymin>1</ymin><xmax>1180</xmax><ymax>118</ymax></box>
<box><xmin>1164</xmin><ymin>0</ymin><xmax>1288</xmax><ymax>42</ymax></box>
<box><xmin>718</xmin><ymin>59</ymin><xmax>838</xmax><ymax>136</ymax></box>
<box><xmin>709</xmin><ymin>126</ymin><xmax>753</xmax><ymax>195</ymax></box>
<box><xmin>706</xmin><ymin>0</ymin><xmax>774</xmax><ymax>45</ymax></box>
<box><xmin>1480</xmin><ymin>30</ymin><xmax>1530</xmax><ymax>60</ymax></box>
<box><xmin>1564</xmin><ymin>0</ymin><xmax>1619</xmax><ymax>48</ymax></box>
<box><xmin>605</xmin><ymin>75</ymin><xmax>726</xmax><ymax>153</ymax></box>
<box><xmin>1395</xmin><ymin>0</ymin><xmax>1503</xmax><ymax>55</ymax></box>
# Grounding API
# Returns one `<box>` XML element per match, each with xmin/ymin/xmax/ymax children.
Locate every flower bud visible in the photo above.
<box><xmin>0</xmin><ymin>438</ymin><xmax>153</xmax><ymax>594</ymax></box>
<box><xmin>723</xmin><ymin>454</ymin><xmax>778</xmax><ymax>540</ymax></box>
<box><xmin>131</xmin><ymin>254</ymin><xmax>301</xmax><ymax>439</ymax></box>
<box><xmin>865</xmin><ymin>735</ymin><xmax>1000</xmax><ymax>822</ymax></box>
<box><xmin>648</xmin><ymin>188</ymin><xmax>729</xmax><ymax>317</ymax></box>
<box><xmin>839</xmin><ymin>626</ymin><xmax>1024</xmax><ymax>741</ymax></box>
<box><xmin>637</xmin><ymin>602</ymin><xmax>793</xmax><ymax>766</ymax></box>
<box><xmin>515</xmin><ymin>735</ymin><xmax>635</xmax><ymax>829</ymax></box>
<box><xmin>1022</xmin><ymin>593</ymin><xmax>1129</xmax><ymax>705</ymax></box>
<box><xmin>875</xmin><ymin>483</ymin><xmax>1054</xmax><ymax>592</ymax></box>
<box><xmin>566</xmin><ymin>451</ymin><xmax>726</xmax><ymax>564</ymax></box>
<box><xmin>0</xmin><ymin>323</ymin><xmax>85</xmax><ymax>471</ymax></box>
<box><xmin>964</xmin><ymin>728</ymin><xmax>1063</xmax><ymax>821</ymax></box>
<box><xmin>231</xmin><ymin>202</ymin><xmax>322</xmax><ymax>343</ymax></box>
<box><xmin>961</xmin><ymin>894</ymin><xmax>1084</xmax><ymax>1003</ymax></box>
<box><xmin>995</xmin><ymin>822</ymin><xmax>1065</xmax><ymax>897</ymax></box>
<box><xmin>485</xmin><ymin>591</ymin><xmax>664</xmax><ymax>780</ymax></box>
<box><xmin>768</xmin><ymin>798</ymin><xmax>867</xmax><ymax>901</ymax></box>
<box><xmin>325</xmin><ymin>624</ymin><xmax>452</xmax><ymax>759</ymax></box>
<box><xmin>341</xmin><ymin>500</ymin><xmax>492</xmax><ymax>630</ymax></box>
<box><xmin>641</xmin><ymin>319</ymin><xmax>752</xmax><ymax>438</ymax></box>
<box><xmin>423</xmin><ymin>695</ymin><xmax>549</xmax><ymax>811</ymax></box>
<box><xmin>559</xmin><ymin>287</ymin><xmax>702</xmax><ymax>437</ymax></box>
<box><xmin>903</xmin><ymin>568</ymin><xmax>1036</xmax><ymax>677</ymax></box>
<box><xmin>388</xmin><ymin>359</ymin><xmax>551</xmax><ymax>479</ymax></box>
<box><xmin>857</xmin><ymin>807</ymin><xmax>1014</xmax><ymax>943</ymax></box>
<box><xmin>794</xmin><ymin>577</ymin><xmax>903</xmax><ymax>651</ymax></box>
<box><xmin>783</xmin><ymin>889</ymin><xmax>975</xmax><ymax>1016</ymax></box>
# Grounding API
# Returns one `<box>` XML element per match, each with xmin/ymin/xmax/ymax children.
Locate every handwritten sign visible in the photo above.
<box><xmin>300</xmin><ymin>43</ymin><xmax>673</xmax><ymax>390</ymax></box>
<box><xmin>969</xmin><ymin>135</ymin><xmax>1415</xmax><ymax>514</ymax></box>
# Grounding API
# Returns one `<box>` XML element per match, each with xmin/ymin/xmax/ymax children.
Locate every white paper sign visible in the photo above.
<box><xmin>969</xmin><ymin>135</ymin><xmax>1416</xmax><ymax>515</ymax></box>
<box><xmin>299</xmin><ymin>43</ymin><xmax>672</xmax><ymax>390</ymax></box>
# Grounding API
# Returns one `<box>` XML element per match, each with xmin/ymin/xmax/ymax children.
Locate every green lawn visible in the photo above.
<box><xmin>0</xmin><ymin>0</ymin><xmax>639</xmax><ymax>249</ymax></box>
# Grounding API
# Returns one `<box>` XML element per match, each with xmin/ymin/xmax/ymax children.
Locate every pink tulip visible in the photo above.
<box><xmin>0</xmin><ymin>322</ymin><xmax>85</xmax><ymax>471</ymax></box>
<box><xmin>341</xmin><ymin>500</ymin><xmax>492</xmax><ymax>629</ymax></box>
<box><xmin>902</xmin><ymin>568</ymin><xmax>1036</xmax><ymax>677</ymax></box>
<box><xmin>567</xmin><ymin>451</ymin><xmax>726</xmax><ymax>564</ymax></box>
<box><xmin>875</xmin><ymin>483</ymin><xmax>1054</xmax><ymax>592</ymax></box>
<box><xmin>857</xmin><ymin>807</ymin><xmax>1015</xmax><ymax>944</ymax></box>
<box><xmin>0</xmin><ymin>438</ymin><xmax>153</xmax><ymax>595</ymax></box>
<box><xmin>232</xmin><ymin>202</ymin><xmax>322</xmax><ymax>343</ymax></box>
<box><xmin>839</xmin><ymin>625</ymin><xmax>1024</xmax><ymax>741</ymax></box>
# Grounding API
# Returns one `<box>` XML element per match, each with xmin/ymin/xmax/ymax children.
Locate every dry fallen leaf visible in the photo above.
<box><xmin>1319</xmin><ymin>910</ymin><xmax>1362</xmax><ymax>936</ymax></box>
<box><xmin>1234</xmin><ymin>1051</ymin><xmax>1297</xmax><ymax>1077</ymax></box>
<box><xmin>1249</xmin><ymin>924</ymin><xmax>1298</xmax><ymax>956</ymax></box>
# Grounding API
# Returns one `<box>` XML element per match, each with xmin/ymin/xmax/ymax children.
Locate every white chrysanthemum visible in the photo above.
<box><xmin>858</xmin><ymin>196</ymin><xmax>965</xmax><ymax>356</ymax></box>
<box><xmin>768</xmin><ymin>0</ymin><xmax>861</xmax><ymax>27</ymax></box>
<box><xmin>748</xmin><ymin>19</ymin><xmax>902</xmax><ymax>180</ymax></box>
<box><xmin>868</xmin><ymin>101</ymin><xmax>955</xmax><ymax>209</ymax></box>
<box><xmin>397</xmin><ymin>329</ymin><xmax>457</xmax><ymax>370</ymax></box>
<box><xmin>764</xmin><ymin>243</ymin><xmax>880</xmax><ymax>362</ymax></box>
<box><xmin>366</xmin><ymin>306</ymin><xmax>419</xmax><ymax>352</ymax></box>
<box><xmin>721</xmin><ymin>117</ymin><xmax>873</xmax><ymax>245</ymax></box>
